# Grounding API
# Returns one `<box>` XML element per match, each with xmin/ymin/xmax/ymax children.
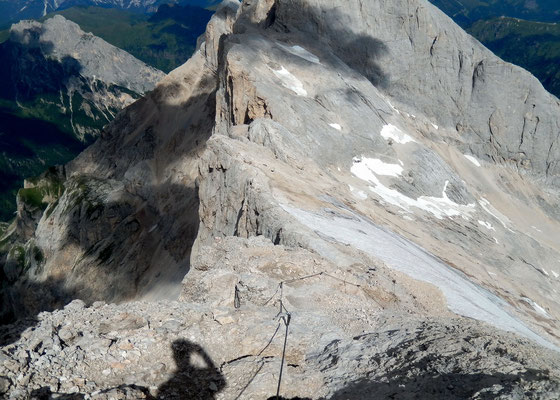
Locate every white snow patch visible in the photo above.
<box><xmin>540</xmin><ymin>269</ymin><xmax>549</xmax><ymax>276</ymax></box>
<box><xmin>479</xmin><ymin>198</ymin><xmax>515</xmax><ymax>233</ymax></box>
<box><xmin>353</xmin><ymin>157</ymin><xmax>403</xmax><ymax>177</ymax></box>
<box><xmin>531</xmin><ymin>226</ymin><xmax>543</xmax><ymax>233</ymax></box>
<box><xmin>349</xmin><ymin>185</ymin><xmax>368</xmax><ymax>200</ymax></box>
<box><xmin>329</xmin><ymin>123</ymin><xmax>342</xmax><ymax>131</ymax></box>
<box><xmin>431</xmin><ymin>123</ymin><xmax>439</xmax><ymax>130</ymax></box>
<box><xmin>148</xmin><ymin>224</ymin><xmax>158</xmax><ymax>233</ymax></box>
<box><xmin>521</xmin><ymin>297</ymin><xmax>550</xmax><ymax>318</ymax></box>
<box><xmin>464</xmin><ymin>154</ymin><xmax>481</xmax><ymax>167</ymax></box>
<box><xmin>552</xmin><ymin>270</ymin><xmax>559</xmax><ymax>279</ymax></box>
<box><xmin>488</xmin><ymin>271</ymin><xmax>497</xmax><ymax>276</ymax></box>
<box><xmin>380</xmin><ymin>124</ymin><xmax>416</xmax><ymax>144</ymax></box>
<box><xmin>493</xmin><ymin>237</ymin><xmax>499</xmax><ymax>244</ymax></box>
<box><xmin>280</xmin><ymin>204</ymin><xmax>557</xmax><ymax>350</ymax></box>
<box><xmin>478</xmin><ymin>220</ymin><xmax>495</xmax><ymax>231</ymax></box>
<box><xmin>278</xmin><ymin>43</ymin><xmax>320</xmax><ymax>64</ymax></box>
<box><xmin>351</xmin><ymin>157</ymin><xmax>475</xmax><ymax>220</ymax></box>
<box><xmin>271</xmin><ymin>66</ymin><xmax>307</xmax><ymax>96</ymax></box>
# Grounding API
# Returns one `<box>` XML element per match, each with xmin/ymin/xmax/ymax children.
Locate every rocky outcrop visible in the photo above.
<box><xmin>1</xmin><ymin>239</ymin><xmax>559</xmax><ymax>399</ymax></box>
<box><xmin>2</xmin><ymin>0</ymin><xmax>560</xmax><ymax>397</ymax></box>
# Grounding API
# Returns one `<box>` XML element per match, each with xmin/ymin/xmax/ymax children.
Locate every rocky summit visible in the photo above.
<box><xmin>1</xmin><ymin>0</ymin><xmax>560</xmax><ymax>398</ymax></box>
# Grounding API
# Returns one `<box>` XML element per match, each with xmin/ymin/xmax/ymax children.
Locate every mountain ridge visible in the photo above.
<box><xmin>1</xmin><ymin>0</ymin><xmax>560</xmax><ymax>398</ymax></box>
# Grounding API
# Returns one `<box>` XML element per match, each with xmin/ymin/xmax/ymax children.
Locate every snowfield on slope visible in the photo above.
<box><xmin>351</xmin><ymin>157</ymin><xmax>476</xmax><ymax>220</ymax></box>
<box><xmin>281</xmin><ymin>204</ymin><xmax>557</xmax><ymax>351</ymax></box>
<box><xmin>380</xmin><ymin>124</ymin><xmax>416</xmax><ymax>144</ymax></box>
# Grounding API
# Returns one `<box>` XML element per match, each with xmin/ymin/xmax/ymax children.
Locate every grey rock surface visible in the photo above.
<box><xmin>1</xmin><ymin>0</ymin><xmax>560</xmax><ymax>397</ymax></box>
<box><xmin>1</xmin><ymin>239</ymin><xmax>559</xmax><ymax>398</ymax></box>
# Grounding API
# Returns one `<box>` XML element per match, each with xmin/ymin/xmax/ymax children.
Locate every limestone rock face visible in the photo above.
<box><xmin>1</xmin><ymin>295</ymin><xmax>559</xmax><ymax>399</ymax></box>
<box><xmin>2</xmin><ymin>0</ymin><xmax>560</xmax><ymax>398</ymax></box>
<box><xmin>270</xmin><ymin>0</ymin><xmax>560</xmax><ymax>186</ymax></box>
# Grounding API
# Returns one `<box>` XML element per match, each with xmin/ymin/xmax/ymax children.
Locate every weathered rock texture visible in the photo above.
<box><xmin>1</xmin><ymin>0</ymin><xmax>560</xmax><ymax>398</ymax></box>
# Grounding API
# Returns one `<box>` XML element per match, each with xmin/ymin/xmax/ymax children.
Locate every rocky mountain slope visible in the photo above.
<box><xmin>3</xmin><ymin>15</ymin><xmax>164</xmax><ymax>139</ymax></box>
<box><xmin>428</xmin><ymin>1</ymin><xmax>560</xmax><ymax>99</ymax></box>
<box><xmin>0</xmin><ymin>15</ymin><xmax>164</xmax><ymax>220</ymax></box>
<box><xmin>1</xmin><ymin>0</ymin><xmax>560</xmax><ymax>398</ymax></box>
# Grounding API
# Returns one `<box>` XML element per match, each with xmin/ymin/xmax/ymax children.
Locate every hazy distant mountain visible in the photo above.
<box><xmin>0</xmin><ymin>15</ymin><xmax>164</xmax><ymax>220</ymax></box>
<box><xmin>0</xmin><ymin>0</ymin><xmax>219</xmax><ymax>26</ymax></box>
<box><xmin>43</xmin><ymin>4</ymin><xmax>214</xmax><ymax>72</ymax></box>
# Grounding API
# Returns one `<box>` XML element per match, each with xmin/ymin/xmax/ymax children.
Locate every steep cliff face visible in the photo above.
<box><xmin>1</xmin><ymin>0</ymin><xmax>560</xmax><ymax>398</ymax></box>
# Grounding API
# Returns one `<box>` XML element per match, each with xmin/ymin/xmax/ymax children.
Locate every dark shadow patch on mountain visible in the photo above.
<box><xmin>0</xmin><ymin>30</ymin><xmax>82</xmax><ymax>101</ymax></box>
<box><xmin>28</xmin><ymin>338</ymin><xmax>226</xmax><ymax>399</ymax></box>
<box><xmin>0</xmin><ymin>276</ymin><xmax>93</xmax><ymax>346</ymax></box>
<box><xmin>0</xmin><ymin>180</ymin><xmax>200</xmax><ymax>331</ymax></box>
<box><xmin>0</xmin><ymin>30</ymin><xmax>90</xmax><ymax>220</ymax></box>
<box><xmin>0</xmin><ymin>109</ymin><xmax>85</xmax><ymax>221</ymax></box>
<box><xmin>328</xmin><ymin>367</ymin><xmax>555</xmax><ymax>399</ymax></box>
<box><xmin>0</xmin><ymin>73</ymin><xmax>217</xmax><ymax>344</ymax></box>
<box><xmin>261</xmin><ymin>0</ymin><xmax>390</xmax><ymax>89</ymax></box>
<box><xmin>54</xmin><ymin>181</ymin><xmax>200</xmax><ymax>302</ymax></box>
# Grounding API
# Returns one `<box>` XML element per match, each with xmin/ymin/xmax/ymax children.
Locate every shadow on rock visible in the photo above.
<box><xmin>328</xmin><ymin>368</ymin><xmax>556</xmax><ymax>400</ymax></box>
<box><xmin>0</xmin><ymin>276</ymin><xmax>92</xmax><ymax>347</ymax></box>
<box><xmin>24</xmin><ymin>339</ymin><xmax>226</xmax><ymax>399</ymax></box>
<box><xmin>265</xmin><ymin>0</ymin><xmax>391</xmax><ymax>88</ymax></box>
<box><xmin>29</xmin><ymin>387</ymin><xmax>84</xmax><ymax>399</ymax></box>
<box><xmin>0</xmin><ymin>72</ymin><xmax>216</xmax><ymax>344</ymax></box>
<box><xmin>156</xmin><ymin>339</ymin><xmax>226</xmax><ymax>399</ymax></box>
